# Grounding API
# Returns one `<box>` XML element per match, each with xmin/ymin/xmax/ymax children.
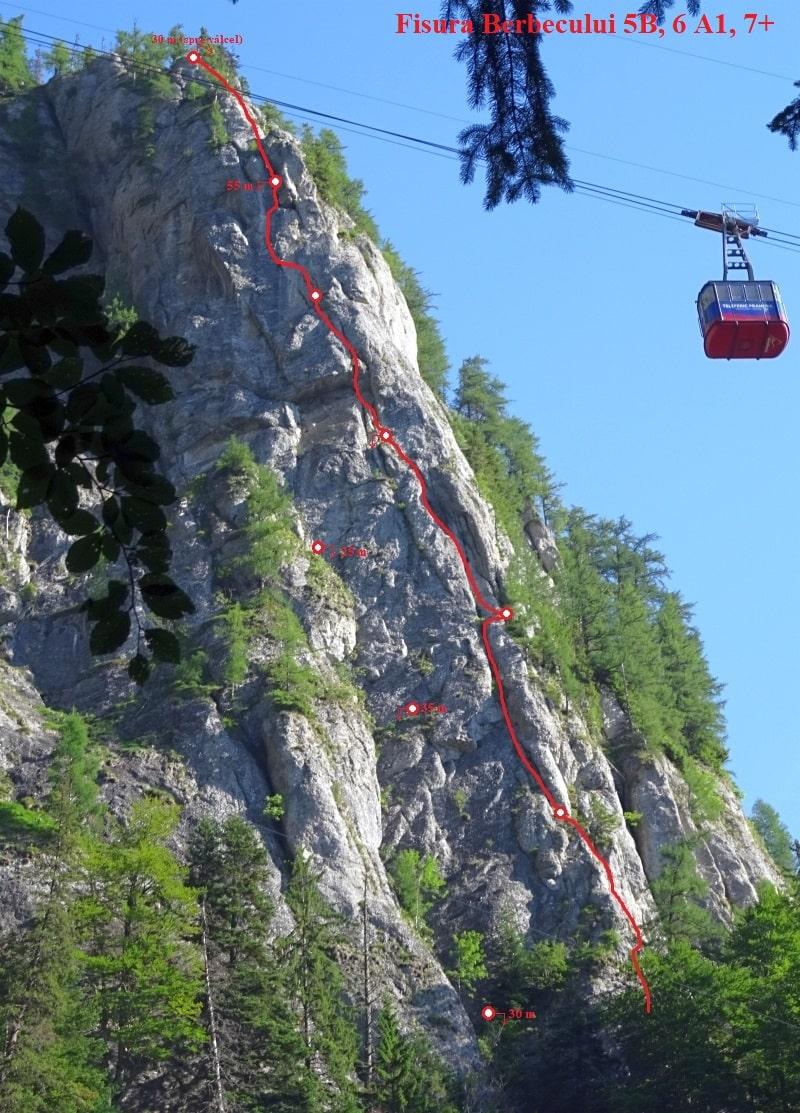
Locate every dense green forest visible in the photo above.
<box><xmin>0</xmin><ymin>20</ymin><xmax>799</xmax><ymax>1112</ymax></box>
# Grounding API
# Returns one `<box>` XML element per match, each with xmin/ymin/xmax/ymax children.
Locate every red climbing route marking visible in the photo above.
<box><xmin>190</xmin><ymin>52</ymin><xmax>652</xmax><ymax>1015</ymax></box>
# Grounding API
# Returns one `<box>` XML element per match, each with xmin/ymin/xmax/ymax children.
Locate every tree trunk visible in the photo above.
<box><xmin>361</xmin><ymin>872</ymin><xmax>373</xmax><ymax>1090</ymax></box>
<box><xmin>200</xmin><ymin>898</ymin><xmax>227</xmax><ymax>1113</ymax></box>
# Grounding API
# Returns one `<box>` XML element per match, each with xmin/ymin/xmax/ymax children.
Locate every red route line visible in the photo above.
<box><xmin>188</xmin><ymin>52</ymin><xmax>652</xmax><ymax>1015</ymax></box>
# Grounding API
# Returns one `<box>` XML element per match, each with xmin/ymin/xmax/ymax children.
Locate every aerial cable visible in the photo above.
<box><xmin>5</xmin><ymin>20</ymin><xmax>800</xmax><ymax>248</ymax></box>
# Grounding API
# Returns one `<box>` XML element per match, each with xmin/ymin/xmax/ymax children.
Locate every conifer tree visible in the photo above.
<box><xmin>0</xmin><ymin>713</ymin><xmax>110</xmax><ymax>1112</ymax></box>
<box><xmin>372</xmin><ymin>1000</ymin><xmax>458</xmax><ymax>1113</ymax></box>
<box><xmin>656</xmin><ymin>593</ymin><xmax>727</xmax><ymax>768</ymax></box>
<box><xmin>650</xmin><ymin>840</ymin><xmax>719</xmax><ymax>948</ymax></box>
<box><xmin>282</xmin><ymin>851</ymin><xmax>361</xmax><ymax>1112</ymax></box>
<box><xmin>75</xmin><ymin>797</ymin><xmax>205</xmax><ymax>1090</ymax></box>
<box><xmin>189</xmin><ymin>816</ymin><xmax>309</xmax><ymax>1110</ymax></box>
<box><xmin>373</xmin><ymin>1001</ymin><xmax>416</xmax><ymax>1111</ymax></box>
<box><xmin>750</xmin><ymin>799</ymin><xmax>795</xmax><ymax>875</ymax></box>
<box><xmin>43</xmin><ymin>40</ymin><xmax>77</xmax><ymax>76</ymax></box>
<box><xmin>0</xmin><ymin>15</ymin><xmax>34</xmax><ymax>94</ymax></box>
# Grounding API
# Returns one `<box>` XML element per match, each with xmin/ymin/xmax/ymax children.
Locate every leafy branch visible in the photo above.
<box><xmin>0</xmin><ymin>206</ymin><xmax>195</xmax><ymax>682</ymax></box>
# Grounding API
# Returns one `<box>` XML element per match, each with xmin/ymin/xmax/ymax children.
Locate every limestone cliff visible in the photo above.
<box><xmin>0</xmin><ymin>56</ymin><xmax>781</xmax><ymax>1098</ymax></box>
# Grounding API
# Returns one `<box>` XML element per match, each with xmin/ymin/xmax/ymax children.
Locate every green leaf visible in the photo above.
<box><xmin>9</xmin><ymin>430</ymin><xmax>48</xmax><ymax>470</ymax></box>
<box><xmin>42</xmin><ymin>229</ymin><xmax>93</xmax><ymax>275</ymax></box>
<box><xmin>19</xmin><ymin>339</ymin><xmax>51</xmax><ymax>376</ymax></box>
<box><xmin>144</xmin><ymin>628</ymin><xmax>180</xmax><ymax>663</ymax></box>
<box><xmin>102</xmin><ymin>496</ymin><xmax>120</xmax><ymax>526</ymax></box>
<box><xmin>126</xmin><ymin>474</ymin><xmax>176</xmax><ymax>505</ymax></box>
<box><xmin>6</xmin><ymin>208</ymin><xmax>45</xmax><ymax>274</ymax></box>
<box><xmin>89</xmin><ymin>610</ymin><xmax>131</xmax><ymax>655</ymax></box>
<box><xmin>55</xmin><ymin>434</ymin><xmax>77</xmax><ymax>467</ymax></box>
<box><xmin>100</xmin><ymin>533</ymin><xmax>120</xmax><ymax>562</ymax></box>
<box><xmin>47</xmin><ymin>469</ymin><xmax>79</xmax><ymax>518</ymax></box>
<box><xmin>58</xmin><ymin>508</ymin><xmax>99</xmax><ymax>536</ymax></box>
<box><xmin>16</xmin><ymin>463</ymin><xmax>54</xmax><ymax>509</ymax></box>
<box><xmin>153</xmin><ymin>336</ymin><xmax>195</xmax><ymax>367</ymax></box>
<box><xmin>139</xmin><ymin>574</ymin><xmax>195</xmax><ymax>620</ymax></box>
<box><xmin>43</xmin><ymin>356</ymin><xmax>83</xmax><ymax>390</ymax></box>
<box><xmin>64</xmin><ymin>461</ymin><xmax>93</xmax><ymax>489</ymax></box>
<box><xmin>0</xmin><ymin>430</ymin><xmax>7</xmax><ymax>467</ymax></box>
<box><xmin>100</xmin><ymin>372</ymin><xmax>126</xmax><ymax>408</ymax></box>
<box><xmin>128</xmin><ymin>653</ymin><xmax>151</xmax><ymax>684</ymax></box>
<box><xmin>0</xmin><ymin>337</ymin><xmax>24</xmax><ymax>374</ymax></box>
<box><xmin>0</xmin><ymin>252</ymin><xmax>14</xmax><ymax>290</ymax></box>
<box><xmin>5</xmin><ymin>378</ymin><xmax>46</xmax><ymax>407</ymax></box>
<box><xmin>121</xmin><ymin>496</ymin><xmax>166</xmax><ymax>533</ymax></box>
<box><xmin>118</xmin><ymin>321</ymin><xmax>160</xmax><ymax>357</ymax></box>
<box><xmin>117</xmin><ymin>366</ymin><xmax>174</xmax><ymax>403</ymax></box>
<box><xmin>55</xmin><ymin>275</ymin><xmax>105</xmax><ymax>319</ymax></box>
<box><xmin>66</xmin><ymin>533</ymin><xmax>102</xmax><ymax>573</ymax></box>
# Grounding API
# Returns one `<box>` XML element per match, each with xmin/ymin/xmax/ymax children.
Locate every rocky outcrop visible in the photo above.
<box><xmin>0</xmin><ymin>57</ymin><xmax>782</xmax><ymax>1087</ymax></box>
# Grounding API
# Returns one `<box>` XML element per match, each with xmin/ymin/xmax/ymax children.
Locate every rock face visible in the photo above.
<box><xmin>0</xmin><ymin>58</ymin><xmax>782</xmax><ymax>1086</ymax></box>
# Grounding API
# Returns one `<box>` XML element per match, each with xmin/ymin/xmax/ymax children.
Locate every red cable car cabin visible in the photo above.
<box><xmin>697</xmin><ymin>280</ymin><xmax>789</xmax><ymax>359</ymax></box>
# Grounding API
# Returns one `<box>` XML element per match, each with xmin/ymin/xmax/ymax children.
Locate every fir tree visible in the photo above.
<box><xmin>282</xmin><ymin>852</ymin><xmax>361</xmax><ymax>1111</ymax></box>
<box><xmin>373</xmin><ymin>1001</ymin><xmax>416</xmax><ymax>1111</ymax></box>
<box><xmin>189</xmin><ymin>816</ymin><xmax>309</xmax><ymax>1110</ymax></box>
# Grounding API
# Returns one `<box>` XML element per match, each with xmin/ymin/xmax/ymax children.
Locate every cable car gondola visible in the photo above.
<box><xmin>682</xmin><ymin>205</ymin><xmax>790</xmax><ymax>360</ymax></box>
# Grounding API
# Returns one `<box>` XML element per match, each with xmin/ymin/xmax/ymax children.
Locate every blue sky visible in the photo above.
<box><xmin>6</xmin><ymin>0</ymin><xmax>800</xmax><ymax>838</ymax></box>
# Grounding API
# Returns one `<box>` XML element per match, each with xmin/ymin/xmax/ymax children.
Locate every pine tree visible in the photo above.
<box><xmin>750</xmin><ymin>799</ymin><xmax>795</xmax><ymax>874</ymax></box>
<box><xmin>189</xmin><ymin>816</ymin><xmax>309</xmax><ymax>1111</ymax></box>
<box><xmin>75</xmin><ymin>797</ymin><xmax>205</xmax><ymax>1090</ymax></box>
<box><xmin>43</xmin><ymin>40</ymin><xmax>76</xmax><ymax>76</ymax></box>
<box><xmin>0</xmin><ymin>15</ymin><xmax>35</xmax><ymax>94</ymax></box>
<box><xmin>443</xmin><ymin>1</ymin><xmax>572</xmax><ymax>208</ymax></box>
<box><xmin>373</xmin><ymin>1001</ymin><xmax>416</xmax><ymax>1111</ymax></box>
<box><xmin>656</xmin><ymin>593</ymin><xmax>727</xmax><ymax>768</ymax></box>
<box><xmin>650</xmin><ymin>840</ymin><xmax>719</xmax><ymax>948</ymax></box>
<box><xmin>0</xmin><ymin>713</ymin><xmax>111</xmax><ymax>1112</ymax></box>
<box><xmin>282</xmin><ymin>852</ymin><xmax>361</xmax><ymax>1111</ymax></box>
<box><xmin>453</xmin><ymin>355</ymin><xmax>508</xmax><ymax>431</ymax></box>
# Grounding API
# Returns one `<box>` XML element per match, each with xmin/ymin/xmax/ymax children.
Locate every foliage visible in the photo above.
<box><xmin>102</xmin><ymin>295</ymin><xmax>137</xmax><ymax>341</ymax></box>
<box><xmin>260</xmin><ymin>100</ymin><xmax>296</xmax><ymax>135</ymax></box>
<box><xmin>0</xmin><ymin>711</ymin><xmax>110</xmax><ymax>1112</ymax></box>
<box><xmin>601</xmin><ymin>881</ymin><xmax>800</xmax><ymax>1113</ymax></box>
<box><xmin>449</xmin><ymin>929</ymin><xmax>487</xmax><ymax>991</ymax></box>
<box><xmin>451</xmin><ymin>786</ymin><xmax>469</xmax><ymax>819</ymax></box>
<box><xmin>282</xmin><ymin>851</ymin><xmax>361</xmax><ymax>1110</ymax></box>
<box><xmin>74</xmin><ymin>798</ymin><xmax>205</xmax><ymax>1086</ymax></box>
<box><xmin>0</xmin><ymin>15</ymin><xmax>34</xmax><ymax>94</ymax></box>
<box><xmin>0</xmin><ymin>207</ymin><xmax>194</xmax><ymax>681</ymax></box>
<box><xmin>650</xmin><ymin>839</ymin><xmax>720</xmax><ymax>948</ymax></box>
<box><xmin>220</xmin><ymin>602</ymin><xmax>249</xmax><ymax>690</ymax></box>
<box><xmin>382</xmin><ymin>243</ymin><xmax>450</xmax><ymax>398</ymax></box>
<box><xmin>173</xmin><ymin>647</ymin><xmax>215</xmax><ymax>698</ymax></box>
<box><xmin>390</xmin><ymin>849</ymin><xmax>446</xmax><ymax>933</ymax></box>
<box><xmin>207</xmin><ymin>98</ymin><xmax>228</xmax><ymax>149</ymax></box>
<box><xmin>373</xmin><ymin>1000</ymin><xmax>459</xmax><ymax>1113</ymax></box>
<box><xmin>263</xmin><ymin>792</ymin><xmax>285</xmax><ymax>820</ymax></box>
<box><xmin>301</xmin><ymin>126</ymin><xmax>379</xmax><ymax>240</ymax></box>
<box><xmin>750</xmin><ymin>798</ymin><xmax>795</xmax><ymax>874</ymax></box>
<box><xmin>682</xmin><ymin>756</ymin><xmax>724</xmax><ymax>826</ymax></box>
<box><xmin>443</xmin><ymin>1</ymin><xmax>573</xmax><ymax>207</ymax></box>
<box><xmin>266</xmin><ymin>653</ymin><xmax>324</xmax><ymax>717</ymax></box>
<box><xmin>188</xmin><ymin>816</ymin><xmax>310</xmax><ymax>1110</ymax></box>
